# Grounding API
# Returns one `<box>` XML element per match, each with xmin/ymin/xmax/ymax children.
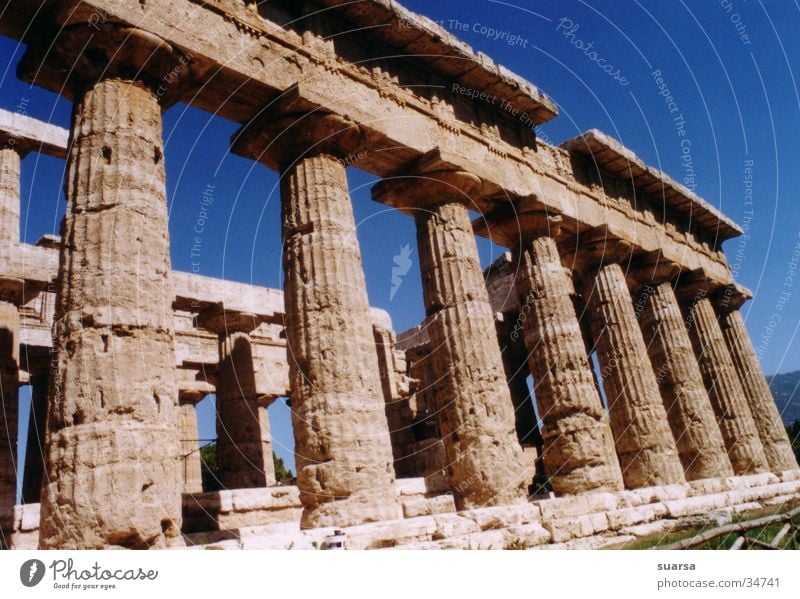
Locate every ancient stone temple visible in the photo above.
<box><xmin>0</xmin><ymin>0</ymin><xmax>798</xmax><ymax>550</ymax></box>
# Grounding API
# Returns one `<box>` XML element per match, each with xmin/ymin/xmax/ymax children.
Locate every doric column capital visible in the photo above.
<box><xmin>19</xmin><ymin>17</ymin><xmax>191</xmax><ymax>105</ymax></box>
<box><xmin>195</xmin><ymin>303</ymin><xmax>261</xmax><ymax>336</ymax></box>
<box><xmin>473</xmin><ymin>206</ymin><xmax>565</xmax><ymax>250</ymax></box>
<box><xmin>371</xmin><ymin>148</ymin><xmax>491</xmax><ymax>212</ymax></box>
<box><xmin>625</xmin><ymin>252</ymin><xmax>682</xmax><ymax>293</ymax></box>
<box><xmin>232</xmin><ymin>85</ymin><xmax>368</xmax><ymax>172</ymax></box>
<box><xmin>674</xmin><ymin>270</ymin><xmax>727</xmax><ymax>306</ymax></box>
<box><xmin>562</xmin><ymin>227</ymin><xmax>634</xmax><ymax>275</ymax></box>
<box><xmin>713</xmin><ymin>283</ymin><xmax>752</xmax><ymax>314</ymax></box>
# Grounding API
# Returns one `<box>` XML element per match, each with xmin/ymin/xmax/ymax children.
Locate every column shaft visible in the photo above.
<box><xmin>497</xmin><ymin>318</ymin><xmax>540</xmax><ymax>448</ymax></box>
<box><xmin>282</xmin><ymin>154</ymin><xmax>400</xmax><ymax>527</ymax></box>
<box><xmin>719</xmin><ymin>308</ymin><xmax>797</xmax><ymax>471</ymax></box>
<box><xmin>40</xmin><ymin>79</ymin><xmax>181</xmax><ymax>549</ymax></box>
<box><xmin>684</xmin><ymin>297</ymin><xmax>769</xmax><ymax>474</ymax></box>
<box><xmin>216</xmin><ymin>330</ymin><xmax>273</xmax><ymax>489</ymax></box>
<box><xmin>178</xmin><ymin>401</ymin><xmax>203</xmax><ymax>494</ymax></box>
<box><xmin>0</xmin><ymin>147</ymin><xmax>21</xmax><ymax>250</ymax></box>
<box><xmin>21</xmin><ymin>374</ymin><xmax>48</xmax><ymax>504</ymax></box>
<box><xmin>585</xmin><ymin>263</ymin><xmax>686</xmax><ymax>488</ymax></box>
<box><xmin>0</xmin><ymin>301</ymin><xmax>19</xmax><ymax>534</ymax></box>
<box><xmin>637</xmin><ymin>284</ymin><xmax>733</xmax><ymax>480</ymax></box>
<box><xmin>416</xmin><ymin>201</ymin><xmax>527</xmax><ymax>508</ymax></box>
<box><xmin>516</xmin><ymin>237</ymin><xmax>623</xmax><ymax>494</ymax></box>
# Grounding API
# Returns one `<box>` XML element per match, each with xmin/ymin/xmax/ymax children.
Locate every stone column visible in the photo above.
<box><xmin>415</xmin><ymin>198</ymin><xmax>527</xmax><ymax>509</ymax></box>
<box><xmin>373</xmin><ymin>323</ymin><xmax>416</xmax><ymax>478</ymax></box>
<box><xmin>681</xmin><ymin>290</ymin><xmax>769</xmax><ymax>474</ymax></box>
<box><xmin>580</xmin><ymin>240</ymin><xmax>686</xmax><ymax>488</ymax></box>
<box><xmin>0</xmin><ymin>300</ymin><xmax>19</xmax><ymax>533</ymax></box>
<box><xmin>632</xmin><ymin>271</ymin><xmax>733</xmax><ymax>481</ymax></box>
<box><xmin>716</xmin><ymin>292</ymin><xmax>797</xmax><ymax>471</ymax></box>
<box><xmin>232</xmin><ymin>107</ymin><xmax>401</xmax><ymax>527</ymax></box>
<box><xmin>0</xmin><ymin>147</ymin><xmax>21</xmax><ymax>254</ymax></box>
<box><xmin>198</xmin><ymin>307</ymin><xmax>274</xmax><ymax>490</ymax></box>
<box><xmin>35</xmin><ymin>26</ymin><xmax>189</xmax><ymax>548</ymax></box>
<box><xmin>21</xmin><ymin>371</ymin><xmax>49</xmax><ymax>504</ymax></box>
<box><xmin>371</xmin><ymin>154</ymin><xmax>528</xmax><ymax>508</ymax></box>
<box><xmin>514</xmin><ymin>224</ymin><xmax>623</xmax><ymax>495</ymax></box>
<box><xmin>496</xmin><ymin>316</ymin><xmax>540</xmax><ymax>449</ymax></box>
<box><xmin>178</xmin><ymin>394</ymin><xmax>203</xmax><ymax>495</ymax></box>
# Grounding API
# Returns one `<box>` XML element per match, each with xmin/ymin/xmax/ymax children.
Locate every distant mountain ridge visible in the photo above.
<box><xmin>768</xmin><ymin>371</ymin><xmax>800</xmax><ymax>425</ymax></box>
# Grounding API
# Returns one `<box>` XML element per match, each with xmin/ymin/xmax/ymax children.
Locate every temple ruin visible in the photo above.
<box><xmin>0</xmin><ymin>0</ymin><xmax>798</xmax><ymax>550</ymax></box>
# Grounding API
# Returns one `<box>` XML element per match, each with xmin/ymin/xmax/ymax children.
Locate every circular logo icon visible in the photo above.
<box><xmin>20</xmin><ymin>559</ymin><xmax>46</xmax><ymax>587</ymax></box>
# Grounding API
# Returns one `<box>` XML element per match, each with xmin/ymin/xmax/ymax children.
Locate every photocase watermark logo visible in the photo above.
<box><xmin>390</xmin><ymin>244</ymin><xmax>414</xmax><ymax>301</ymax></box>
<box><xmin>17</xmin><ymin>558</ymin><xmax>159</xmax><ymax>591</ymax></box>
<box><xmin>20</xmin><ymin>559</ymin><xmax>46</xmax><ymax>587</ymax></box>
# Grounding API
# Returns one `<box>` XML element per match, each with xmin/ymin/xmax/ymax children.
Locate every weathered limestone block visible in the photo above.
<box><xmin>636</xmin><ymin>282</ymin><xmax>733</xmax><ymax>480</ymax></box>
<box><xmin>21</xmin><ymin>373</ymin><xmax>48</xmax><ymax>504</ymax></box>
<box><xmin>178</xmin><ymin>397</ymin><xmax>203</xmax><ymax>495</ymax></box>
<box><xmin>400</xmin><ymin>494</ymin><xmax>457</xmax><ymax>518</ymax></box>
<box><xmin>39</xmin><ymin>77</ymin><xmax>181</xmax><ymax>549</ymax></box>
<box><xmin>0</xmin><ymin>147</ymin><xmax>21</xmax><ymax>253</ymax></box>
<box><xmin>663</xmin><ymin>493</ymin><xmax>729</xmax><ymax>518</ymax></box>
<box><xmin>584</xmin><ymin>263</ymin><xmax>686</xmax><ymax>488</ymax></box>
<box><xmin>281</xmin><ymin>153</ymin><xmax>400</xmax><ymax>527</ymax></box>
<box><xmin>546</xmin><ymin>511</ymin><xmax>610</xmax><ymax>544</ymax></box>
<box><xmin>0</xmin><ymin>300</ymin><xmax>19</xmax><ymax>537</ymax></box>
<box><xmin>718</xmin><ymin>307</ymin><xmax>798</xmax><ymax>471</ymax></box>
<box><xmin>515</xmin><ymin>235</ymin><xmax>623</xmax><ymax>494</ymax></box>
<box><xmin>605</xmin><ymin>503</ymin><xmax>668</xmax><ymax>530</ymax></box>
<box><xmin>199</xmin><ymin>308</ymin><xmax>275</xmax><ymax>490</ymax></box>
<box><xmin>182</xmin><ymin>486</ymin><xmax>303</xmax><ymax>533</ymax></box>
<box><xmin>683</xmin><ymin>296</ymin><xmax>769</xmax><ymax>474</ymax></box>
<box><xmin>459</xmin><ymin>502</ymin><xmax>542</xmax><ymax>531</ymax></box>
<box><xmin>416</xmin><ymin>200</ymin><xmax>527</xmax><ymax>509</ymax></box>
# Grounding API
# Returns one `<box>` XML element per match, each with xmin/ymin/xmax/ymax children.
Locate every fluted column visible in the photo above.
<box><xmin>178</xmin><ymin>394</ymin><xmax>203</xmax><ymax>495</ymax></box>
<box><xmin>582</xmin><ymin>250</ymin><xmax>686</xmax><ymax>488</ymax></box>
<box><xmin>717</xmin><ymin>294</ymin><xmax>797</xmax><ymax>471</ymax></box>
<box><xmin>497</xmin><ymin>316</ymin><xmax>540</xmax><ymax>448</ymax></box>
<box><xmin>634</xmin><ymin>277</ymin><xmax>733</xmax><ymax>480</ymax></box>
<box><xmin>199</xmin><ymin>308</ymin><xmax>275</xmax><ymax>489</ymax></box>
<box><xmin>233</xmin><ymin>107</ymin><xmax>401</xmax><ymax>527</ymax></box>
<box><xmin>283</xmin><ymin>156</ymin><xmax>398</xmax><ymax>525</ymax></box>
<box><xmin>515</xmin><ymin>228</ymin><xmax>623</xmax><ymax>495</ymax></box>
<box><xmin>682</xmin><ymin>291</ymin><xmax>769</xmax><ymax>474</ymax></box>
<box><xmin>0</xmin><ymin>147</ymin><xmax>21</xmax><ymax>256</ymax></box>
<box><xmin>415</xmin><ymin>199</ymin><xmax>527</xmax><ymax>508</ymax></box>
<box><xmin>35</xmin><ymin>25</ymin><xmax>190</xmax><ymax>548</ymax></box>
<box><xmin>21</xmin><ymin>371</ymin><xmax>48</xmax><ymax>504</ymax></box>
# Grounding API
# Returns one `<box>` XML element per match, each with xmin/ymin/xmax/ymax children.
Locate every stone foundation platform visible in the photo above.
<box><xmin>4</xmin><ymin>471</ymin><xmax>799</xmax><ymax>550</ymax></box>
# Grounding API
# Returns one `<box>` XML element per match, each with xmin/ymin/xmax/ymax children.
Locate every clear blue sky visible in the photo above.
<box><xmin>4</xmin><ymin>0</ymin><xmax>800</xmax><ymax>488</ymax></box>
